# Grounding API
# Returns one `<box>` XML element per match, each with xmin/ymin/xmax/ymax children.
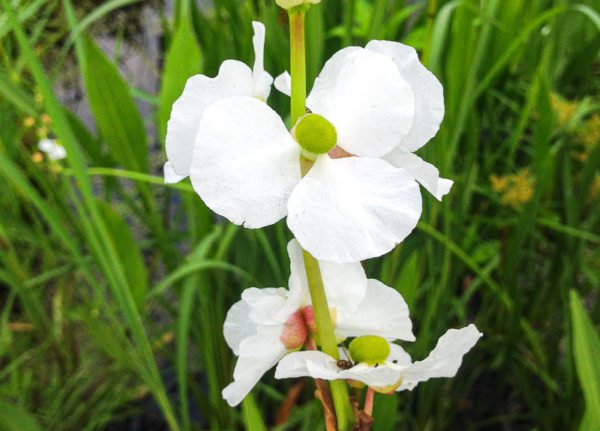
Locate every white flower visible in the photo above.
<box><xmin>164</xmin><ymin>21</ymin><xmax>273</xmax><ymax>183</ymax></box>
<box><xmin>275</xmin><ymin>324</ymin><xmax>482</xmax><ymax>393</ymax></box>
<box><xmin>190</xmin><ymin>46</ymin><xmax>430</xmax><ymax>263</ymax></box>
<box><xmin>38</xmin><ymin>138</ymin><xmax>66</xmax><ymax>160</ymax></box>
<box><xmin>275</xmin><ymin>41</ymin><xmax>452</xmax><ymax>200</ymax></box>
<box><xmin>222</xmin><ymin>239</ymin><xmax>413</xmax><ymax>406</ymax></box>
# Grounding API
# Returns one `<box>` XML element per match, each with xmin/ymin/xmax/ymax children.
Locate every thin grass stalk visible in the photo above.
<box><xmin>2</xmin><ymin>3</ymin><xmax>181</xmax><ymax>429</ymax></box>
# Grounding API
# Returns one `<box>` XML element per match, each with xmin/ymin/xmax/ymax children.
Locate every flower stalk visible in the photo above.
<box><xmin>289</xmin><ymin>8</ymin><xmax>306</xmax><ymax>125</ymax></box>
<box><xmin>364</xmin><ymin>387</ymin><xmax>375</xmax><ymax>416</ymax></box>
<box><xmin>288</xmin><ymin>6</ymin><xmax>354</xmax><ymax>430</ymax></box>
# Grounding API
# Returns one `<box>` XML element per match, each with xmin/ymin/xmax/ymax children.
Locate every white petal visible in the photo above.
<box><xmin>276</xmin><ymin>351</ymin><xmax>401</xmax><ymax>388</ymax></box>
<box><xmin>251</xmin><ymin>22</ymin><xmax>266</xmax><ymax>79</ymax></box>
<box><xmin>336</xmin><ymin>279</ymin><xmax>415</xmax><ymax>342</ymax></box>
<box><xmin>338</xmin><ymin>362</ymin><xmax>402</xmax><ymax>388</ymax></box>
<box><xmin>241</xmin><ymin>287</ymin><xmax>289</xmax><ymax>325</ymax></box>
<box><xmin>287</xmin><ymin>156</ymin><xmax>422</xmax><ymax>263</ymax></box>
<box><xmin>287</xmin><ymin>239</ymin><xmax>367</xmax><ymax>318</ymax></box>
<box><xmin>275</xmin><ymin>350</ymin><xmax>340</xmax><ymax>380</ymax></box>
<box><xmin>223</xmin><ymin>327</ymin><xmax>287</xmax><ymax>406</ymax></box>
<box><xmin>38</xmin><ymin>138</ymin><xmax>55</xmax><ymax>153</ymax></box>
<box><xmin>165</xmin><ymin>60</ymin><xmax>255</xmax><ymax>176</ymax></box>
<box><xmin>251</xmin><ymin>21</ymin><xmax>273</xmax><ymax>100</ymax></box>
<box><xmin>254</xmin><ymin>71</ymin><xmax>273</xmax><ymax>101</ymax></box>
<box><xmin>274</xmin><ymin>71</ymin><xmax>291</xmax><ymax>97</ymax></box>
<box><xmin>388</xmin><ymin>343</ymin><xmax>412</xmax><ymax>367</ymax></box>
<box><xmin>366</xmin><ymin>40</ymin><xmax>444</xmax><ymax>152</ymax></box>
<box><xmin>398</xmin><ymin>324</ymin><xmax>482</xmax><ymax>391</ymax></box>
<box><xmin>39</xmin><ymin>139</ymin><xmax>67</xmax><ymax>160</ymax></box>
<box><xmin>285</xmin><ymin>239</ymin><xmax>312</xmax><ymax>311</ymax></box>
<box><xmin>190</xmin><ymin>97</ymin><xmax>302</xmax><ymax>228</ymax></box>
<box><xmin>223</xmin><ymin>299</ymin><xmax>256</xmax><ymax>355</ymax></box>
<box><xmin>307</xmin><ymin>47</ymin><xmax>415</xmax><ymax>158</ymax></box>
<box><xmin>163</xmin><ymin>161</ymin><xmax>187</xmax><ymax>184</ymax></box>
<box><xmin>384</xmin><ymin>149</ymin><xmax>453</xmax><ymax>200</ymax></box>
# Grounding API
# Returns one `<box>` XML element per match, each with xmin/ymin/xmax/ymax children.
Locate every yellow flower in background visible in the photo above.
<box><xmin>491</xmin><ymin>168</ymin><xmax>535</xmax><ymax>210</ymax></box>
<box><xmin>23</xmin><ymin>116</ymin><xmax>35</xmax><ymax>128</ymax></box>
<box><xmin>573</xmin><ymin>113</ymin><xmax>600</xmax><ymax>162</ymax></box>
<box><xmin>490</xmin><ymin>175</ymin><xmax>508</xmax><ymax>193</ymax></box>
<box><xmin>40</xmin><ymin>113</ymin><xmax>52</xmax><ymax>125</ymax></box>
<box><xmin>550</xmin><ymin>93</ymin><xmax>577</xmax><ymax>127</ymax></box>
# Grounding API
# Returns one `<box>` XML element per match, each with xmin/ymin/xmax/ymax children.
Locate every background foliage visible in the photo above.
<box><xmin>0</xmin><ymin>0</ymin><xmax>599</xmax><ymax>430</ymax></box>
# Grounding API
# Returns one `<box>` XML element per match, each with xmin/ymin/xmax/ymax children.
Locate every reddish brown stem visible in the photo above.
<box><xmin>363</xmin><ymin>387</ymin><xmax>375</xmax><ymax>417</ymax></box>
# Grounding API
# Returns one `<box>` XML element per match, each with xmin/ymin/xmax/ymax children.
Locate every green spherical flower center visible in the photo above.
<box><xmin>294</xmin><ymin>113</ymin><xmax>337</xmax><ymax>156</ymax></box>
<box><xmin>348</xmin><ymin>335</ymin><xmax>390</xmax><ymax>366</ymax></box>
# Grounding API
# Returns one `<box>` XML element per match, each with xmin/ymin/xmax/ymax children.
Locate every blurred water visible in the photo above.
<box><xmin>55</xmin><ymin>4</ymin><xmax>164</xmax><ymax>168</ymax></box>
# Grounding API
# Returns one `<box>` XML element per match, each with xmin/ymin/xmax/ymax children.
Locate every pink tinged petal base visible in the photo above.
<box><xmin>165</xmin><ymin>60</ymin><xmax>255</xmax><ymax>176</ymax></box>
<box><xmin>335</xmin><ymin>279</ymin><xmax>415</xmax><ymax>342</ymax></box>
<box><xmin>190</xmin><ymin>97</ymin><xmax>301</xmax><ymax>229</ymax></box>
<box><xmin>366</xmin><ymin>40</ymin><xmax>444</xmax><ymax>153</ymax></box>
<box><xmin>307</xmin><ymin>47</ymin><xmax>415</xmax><ymax>158</ymax></box>
<box><xmin>398</xmin><ymin>324</ymin><xmax>483</xmax><ymax>391</ymax></box>
<box><xmin>287</xmin><ymin>156</ymin><xmax>422</xmax><ymax>263</ymax></box>
<box><xmin>280</xmin><ymin>310</ymin><xmax>308</xmax><ymax>349</ymax></box>
<box><xmin>384</xmin><ymin>149</ymin><xmax>453</xmax><ymax>200</ymax></box>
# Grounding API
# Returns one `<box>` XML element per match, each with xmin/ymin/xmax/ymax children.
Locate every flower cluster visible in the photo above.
<box><xmin>491</xmin><ymin>168</ymin><xmax>535</xmax><ymax>210</ymax></box>
<box><xmin>221</xmin><ymin>239</ymin><xmax>481</xmax><ymax>406</ymax></box>
<box><xmin>165</xmin><ymin>24</ymin><xmax>452</xmax><ymax>264</ymax></box>
<box><xmin>165</xmin><ymin>17</ymin><xmax>481</xmax><ymax>422</ymax></box>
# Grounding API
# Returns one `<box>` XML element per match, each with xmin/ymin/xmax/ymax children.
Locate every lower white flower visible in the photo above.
<box><xmin>191</xmin><ymin>46</ymin><xmax>426</xmax><ymax>263</ymax></box>
<box><xmin>164</xmin><ymin>21</ymin><xmax>273</xmax><ymax>183</ymax></box>
<box><xmin>222</xmin><ymin>239</ymin><xmax>414</xmax><ymax>406</ymax></box>
<box><xmin>275</xmin><ymin>324</ymin><xmax>482</xmax><ymax>393</ymax></box>
<box><xmin>38</xmin><ymin>138</ymin><xmax>66</xmax><ymax>160</ymax></box>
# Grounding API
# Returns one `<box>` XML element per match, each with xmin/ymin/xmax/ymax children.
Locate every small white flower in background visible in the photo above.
<box><xmin>275</xmin><ymin>41</ymin><xmax>451</xmax><ymax>201</ymax></box>
<box><xmin>163</xmin><ymin>21</ymin><xmax>273</xmax><ymax>184</ymax></box>
<box><xmin>38</xmin><ymin>138</ymin><xmax>66</xmax><ymax>160</ymax></box>
<box><xmin>275</xmin><ymin>324</ymin><xmax>482</xmax><ymax>393</ymax></box>
<box><xmin>222</xmin><ymin>239</ymin><xmax>414</xmax><ymax>406</ymax></box>
<box><xmin>190</xmin><ymin>45</ymin><xmax>440</xmax><ymax>263</ymax></box>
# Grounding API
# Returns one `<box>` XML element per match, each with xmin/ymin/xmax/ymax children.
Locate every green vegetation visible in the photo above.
<box><xmin>0</xmin><ymin>0</ymin><xmax>598</xmax><ymax>429</ymax></box>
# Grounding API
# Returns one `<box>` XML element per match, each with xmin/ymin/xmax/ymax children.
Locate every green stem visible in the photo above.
<box><xmin>422</xmin><ymin>0</ymin><xmax>439</xmax><ymax>67</ymax></box>
<box><xmin>288</xmin><ymin>7</ymin><xmax>354</xmax><ymax>430</ymax></box>
<box><xmin>289</xmin><ymin>8</ymin><xmax>306</xmax><ymax>125</ymax></box>
<box><xmin>303</xmin><ymin>252</ymin><xmax>354</xmax><ymax>430</ymax></box>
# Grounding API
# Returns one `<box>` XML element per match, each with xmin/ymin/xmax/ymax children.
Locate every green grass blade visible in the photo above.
<box><xmin>97</xmin><ymin>200</ymin><xmax>149</xmax><ymax>311</ymax></box>
<box><xmin>570</xmin><ymin>290</ymin><xmax>600</xmax><ymax>430</ymax></box>
<box><xmin>0</xmin><ymin>401</ymin><xmax>43</xmax><ymax>431</ymax></box>
<box><xmin>76</xmin><ymin>36</ymin><xmax>148</xmax><ymax>172</ymax></box>
<box><xmin>242</xmin><ymin>394</ymin><xmax>267</xmax><ymax>431</ymax></box>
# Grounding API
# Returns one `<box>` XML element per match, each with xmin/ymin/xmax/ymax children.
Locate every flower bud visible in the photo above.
<box><xmin>275</xmin><ymin>0</ymin><xmax>321</xmax><ymax>11</ymax></box>
<box><xmin>349</xmin><ymin>335</ymin><xmax>390</xmax><ymax>366</ymax></box>
<box><xmin>280</xmin><ymin>310</ymin><xmax>308</xmax><ymax>349</ymax></box>
<box><xmin>301</xmin><ymin>306</ymin><xmax>317</xmax><ymax>334</ymax></box>
<box><xmin>293</xmin><ymin>113</ymin><xmax>337</xmax><ymax>158</ymax></box>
